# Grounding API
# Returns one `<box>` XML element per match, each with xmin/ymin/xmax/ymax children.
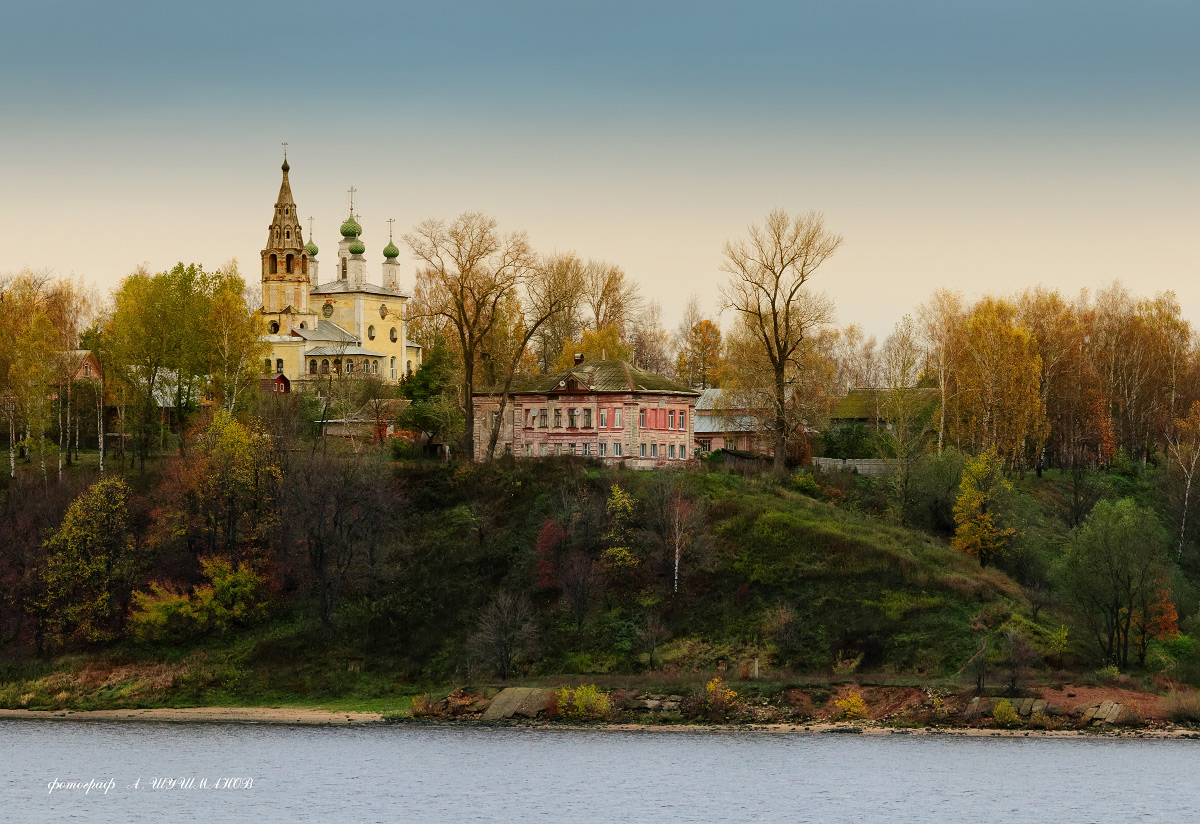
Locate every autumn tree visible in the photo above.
<box><xmin>675</xmin><ymin>313</ymin><xmax>724</xmax><ymax>390</ymax></box>
<box><xmin>208</xmin><ymin>266</ymin><xmax>267</xmax><ymax>413</ymax></box>
<box><xmin>878</xmin><ymin>315</ymin><xmax>932</xmax><ymax>521</ymax></box>
<box><xmin>553</xmin><ymin>325</ymin><xmax>632</xmax><ymax>371</ymax></box>
<box><xmin>721</xmin><ymin>209</ymin><xmax>842</xmax><ymax>473</ymax></box>
<box><xmin>41</xmin><ymin>477</ymin><xmax>146</xmax><ymax>645</ymax></box>
<box><xmin>1166</xmin><ymin>400</ymin><xmax>1200</xmax><ymax>562</ymax></box>
<box><xmin>582</xmin><ymin>260</ymin><xmax>640</xmax><ymax>335</ymax></box>
<box><xmin>918</xmin><ymin>288</ymin><xmax>965</xmax><ymax>453</ymax></box>
<box><xmin>1060</xmin><ymin>498</ymin><xmax>1170</xmax><ymax>669</ymax></box>
<box><xmin>530</xmin><ymin>252</ymin><xmax>586</xmax><ymax>372</ymax></box>
<box><xmin>952</xmin><ymin>448</ymin><xmax>1016</xmax><ymax>568</ymax></box>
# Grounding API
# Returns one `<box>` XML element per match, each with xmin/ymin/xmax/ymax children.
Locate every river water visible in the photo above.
<box><xmin>1</xmin><ymin>721</ymin><xmax>1195</xmax><ymax>823</ymax></box>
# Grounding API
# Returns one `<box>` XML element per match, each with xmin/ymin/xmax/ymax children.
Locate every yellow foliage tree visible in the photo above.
<box><xmin>952</xmin><ymin>448</ymin><xmax>1017</xmax><ymax>568</ymax></box>
<box><xmin>554</xmin><ymin>325</ymin><xmax>632</xmax><ymax>371</ymax></box>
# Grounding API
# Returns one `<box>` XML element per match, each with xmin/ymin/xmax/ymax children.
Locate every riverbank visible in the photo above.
<box><xmin>6</xmin><ymin>706</ymin><xmax>1200</xmax><ymax>739</ymax></box>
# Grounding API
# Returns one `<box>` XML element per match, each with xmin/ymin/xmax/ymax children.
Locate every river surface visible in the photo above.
<box><xmin>1</xmin><ymin>721</ymin><xmax>1196</xmax><ymax>823</ymax></box>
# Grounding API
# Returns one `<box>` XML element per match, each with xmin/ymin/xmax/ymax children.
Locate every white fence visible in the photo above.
<box><xmin>812</xmin><ymin>457</ymin><xmax>897</xmax><ymax>477</ymax></box>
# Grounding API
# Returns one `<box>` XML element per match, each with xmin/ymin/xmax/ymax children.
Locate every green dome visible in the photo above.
<box><xmin>304</xmin><ymin>240</ymin><xmax>318</xmax><ymax>256</ymax></box>
<box><xmin>348</xmin><ymin>239</ymin><xmax>366</xmax><ymax>255</ymax></box>
<box><xmin>382</xmin><ymin>241</ymin><xmax>399</xmax><ymax>259</ymax></box>
<box><xmin>340</xmin><ymin>216</ymin><xmax>362</xmax><ymax>237</ymax></box>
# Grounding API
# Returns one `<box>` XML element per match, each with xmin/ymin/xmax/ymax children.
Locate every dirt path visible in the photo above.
<box><xmin>0</xmin><ymin>707</ymin><xmax>385</xmax><ymax>725</ymax></box>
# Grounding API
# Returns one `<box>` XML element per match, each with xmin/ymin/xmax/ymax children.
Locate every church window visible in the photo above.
<box><xmin>346</xmin><ymin>359</ymin><xmax>354</xmax><ymax>373</ymax></box>
<box><xmin>269</xmin><ymin>254</ymin><xmax>278</xmax><ymax>275</ymax></box>
<box><xmin>286</xmin><ymin>254</ymin><xmax>294</xmax><ymax>274</ymax></box>
<box><xmin>286</xmin><ymin>230</ymin><xmax>290</xmax><ymax>240</ymax></box>
<box><xmin>333</xmin><ymin>358</ymin><xmax>342</xmax><ymax>373</ymax></box>
<box><xmin>301</xmin><ymin>255</ymin><xmax>307</xmax><ymax>274</ymax></box>
<box><xmin>390</xmin><ymin>327</ymin><xmax>398</xmax><ymax>342</ymax></box>
<box><xmin>267</xmin><ymin>321</ymin><xmax>280</xmax><ymax>334</ymax></box>
<box><xmin>309</xmin><ymin>360</ymin><xmax>317</xmax><ymax>375</ymax></box>
<box><xmin>299</xmin><ymin>321</ymin><xmax>306</xmax><ymax>329</ymax></box>
<box><xmin>372</xmin><ymin>359</ymin><xmax>378</xmax><ymax>374</ymax></box>
<box><xmin>406</xmin><ymin>360</ymin><xmax>413</xmax><ymax>375</ymax></box>
<box><xmin>341</xmin><ymin>259</ymin><xmax>347</xmax><ymax>279</ymax></box>
<box><xmin>367</xmin><ymin>325</ymin><xmax>376</xmax><ymax>340</ymax></box>
<box><xmin>390</xmin><ymin>356</ymin><xmax>396</xmax><ymax>379</ymax></box>
<box><xmin>276</xmin><ymin>358</ymin><xmax>284</xmax><ymax>374</ymax></box>
<box><xmin>321</xmin><ymin>359</ymin><xmax>330</xmax><ymax>374</ymax></box>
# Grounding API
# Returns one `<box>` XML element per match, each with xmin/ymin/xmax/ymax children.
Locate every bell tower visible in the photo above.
<box><xmin>260</xmin><ymin>146</ymin><xmax>313</xmax><ymax>327</ymax></box>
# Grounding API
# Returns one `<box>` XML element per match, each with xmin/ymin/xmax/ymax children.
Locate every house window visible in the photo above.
<box><xmin>567</xmin><ymin>409</ymin><xmax>578</xmax><ymax>428</ymax></box>
<box><xmin>569</xmin><ymin>443</ymin><xmax>576</xmax><ymax>455</ymax></box>
<box><xmin>615</xmin><ymin>409</ymin><xmax>622</xmax><ymax>428</ymax></box>
<box><xmin>490</xmin><ymin>411</ymin><xmax>499</xmax><ymax>431</ymax></box>
<box><xmin>555</xmin><ymin>443</ymin><xmax>562</xmax><ymax>456</ymax></box>
<box><xmin>669</xmin><ymin>444</ymin><xmax>676</xmax><ymax>459</ymax></box>
<box><xmin>309</xmin><ymin>360</ymin><xmax>317</xmax><ymax>375</ymax></box>
<box><xmin>651</xmin><ymin>444</ymin><xmax>658</xmax><ymax>458</ymax></box>
<box><xmin>539</xmin><ymin>409</ymin><xmax>548</xmax><ymax>427</ymax></box>
<box><xmin>555</xmin><ymin>409</ymin><xmax>563</xmax><ymax>428</ymax></box>
<box><xmin>639</xmin><ymin>408</ymin><xmax>646</xmax><ymax>427</ymax></box>
<box><xmin>583</xmin><ymin>408</ymin><xmax>592</xmax><ymax>428</ymax></box>
<box><xmin>275</xmin><ymin>358</ymin><xmax>284</xmax><ymax>374</ymax></box>
<box><xmin>83</xmin><ymin>363</ymin><xmax>90</xmax><ymax>377</ymax></box>
<box><xmin>599</xmin><ymin>409</ymin><xmax>607</xmax><ymax>428</ymax></box>
<box><xmin>368</xmin><ymin>325</ymin><xmax>376</xmax><ymax>340</ymax></box>
<box><xmin>614</xmin><ymin>442</ymin><xmax>622</xmax><ymax>457</ymax></box>
<box><xmin>599</xmin><ymin>442</ymin><xmax>607</xmax><ymax>457</ymax></box>
<box><xmin>669</xmin><ymin>410</ymin><xmax>675</xmax><ymax>429</ymax></box>
<box><xmin>525</xmin><ymin>444</ymin><xmax>532</xmax><ymax>456</ymax></box>
<box><xmin>680</xmin><ymin>410</ymin><xmax>686</xmax><ymax>429</ymax></box>
<box><xmin>680</xmin><ymin>445</ymin><xmax>687</xmax><ymax>460</ymax></box>
<box><xmin>582</xmin><ymin>442</ymin><xmax>591</xmax><ymax>456</ymax></box>
<box><xmin>540</xmin><ymin>444</ymin><xmax>548</xmax><ymax>456</ymax></box>
<box><xmin>640</xmin><ymin>443</ymin><xmax>647</xmax><ymax>457</ymax></box>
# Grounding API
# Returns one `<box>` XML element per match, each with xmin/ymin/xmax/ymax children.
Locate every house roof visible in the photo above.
<box><xmin>310</xmin><ymin>281</ymin><xmax>408</xmax><ymax>298</ymax></box>
<box><xmin>478</xmin><ymin>360</ymin><xmax>699</xmax><ymax>397</ymax></box>
<box><xmin>830</xmin><ymin>387</ymin><xmax>939</xmax><ymax>421</ymax></box>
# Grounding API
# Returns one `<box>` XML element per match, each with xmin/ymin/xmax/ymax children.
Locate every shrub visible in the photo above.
<box><xmin>554</xmin><ymin>684</ymin><xmax>611</xmax><ymax>721</ymax></box>
<box><xmin>130</xmin><ymin>557</ymin><xmax>270</xmax><ymax>642</ymax></box>
<box><xmin>1165</xmin><ymin>691</ymin><xmax>1200</xmax><ymax>724</ymax></box>
<box><xmin>992</xmin><ymin>699</ymin><xmax>1020</xmax><ymax>728</ymax></box>
<box><xmin>791</xmin><ymin>472</ymin><xmax>822</xmax><ymax>498</ymax></box>
<box><xmin>702</xmin><ymin>677</ymin><xmax>741</xmax><ymax>722</ymax></box>
<box><xmin>834</xmin><ymin>689</ymin><xmax>867</xmax><ymax>720</ymax></box>
<box><xmin>832</xmin><ymin>651</ymin><xmax>863</xmax><ymax>676</ymax></box>
<box><xmin>1027</xmin><ymin>710</ymin><xmax>1061</xmax><ymax>730</ymax></box>
<box><xmin>1093</xmin><ymin>665</ymin><xmax>1121</xmax><ymax>684</ymax></box>
<box><xmin>410</xmin><ymin>694</ymin><xmax>439</xmax><ymax>718</ymax></box>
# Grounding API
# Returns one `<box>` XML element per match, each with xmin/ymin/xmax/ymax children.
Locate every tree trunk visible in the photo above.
<box><xmin>773</xmin><ymin>365</ymin><xmax>787</xmax><ymax>475</ymax></box>
<box><xmin>1179</xmin><ymin>472</ymin><xmax>1193</xmax><ymax>563</ymax></box>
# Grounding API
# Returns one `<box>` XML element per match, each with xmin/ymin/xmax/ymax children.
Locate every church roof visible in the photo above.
<box><xmin>310</xmin><ymin>281</ymin><xmax>408</xmax><ymax>298</ymax></box>
<box><xmin>306</xmin><ymin>345</ymin><xmax>386</xmax><ymax>357</ymax></box>
<box><xmin>292</xmin><ymin>319</ymin><xmax>358</xmax><ymax>343</ymax></box>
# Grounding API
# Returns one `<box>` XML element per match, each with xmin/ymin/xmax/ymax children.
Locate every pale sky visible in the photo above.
<box><xmin>2</xmin><ymin>1</ymin><xmax>1196</xmax><ymax>338</ymax></box>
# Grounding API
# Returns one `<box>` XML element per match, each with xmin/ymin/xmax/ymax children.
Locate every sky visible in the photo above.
<box><xmin>1</xmin><ymin>1</ymin><xmax>1197</xmax><ymax>338</ymax></box>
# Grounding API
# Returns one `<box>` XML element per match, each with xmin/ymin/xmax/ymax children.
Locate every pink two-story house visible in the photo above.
<box><xmin>472</xmin><ymin>358</ymin><xmax>700</xmax><ymax>466</ymax></box>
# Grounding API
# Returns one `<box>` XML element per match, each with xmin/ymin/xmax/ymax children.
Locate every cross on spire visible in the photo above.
<box><xmin>281</xmin><ymin>141</ymin><xmax>288</xmax><ymax>160</ymax></box>
<box><xmin>347</xmin><ymin>185</ymin><xmax>356</xmax><ymax>215</ymax></box>
<box><xmin>387</xmin><ymin>218</ymin><xmax>395</xmax><ymax>240</ymax></box>
<box><xmin>308</xmin><ymin>216</ymin><xmax>314</xmax><ymax>238</ymax></box>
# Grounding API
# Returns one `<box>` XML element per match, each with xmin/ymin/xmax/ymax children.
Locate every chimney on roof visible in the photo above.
<box><xmin>574</xmin><ymin>353</ymin><xmax>584</xmax><ymax>366</ymax></box>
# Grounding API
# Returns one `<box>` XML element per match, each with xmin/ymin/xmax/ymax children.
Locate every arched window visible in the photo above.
<box><xmin>341</xmin><ymin>259</ymin><xmax>347</xmax><ymax>279</ymax></box>
<box><xmin>309</xmin><ymin>360</ymin><xmax>317</xmax><ymax>375</ymax></box>
<box><xmin>406</xmin><ymin>360</ymin><xmax>413</xmax><ymax>375</ymax></box>
<box><xmin>321</xmin><ymin>359</ymin><xmax>330</xmax><ymax>374</ymax></box>
<box><xmin>368</xmin><ymin>325</ymin><xmax>376</xmax><ymax>340</ymax></box>
<box><xmin>390</xmin><ymin>327</ymin><xmax>398</xmax><ymax>342</ymax></box>
<box><xmin>301</xmin><ymin>255</ymin><xmax>307</xmax><ymax>275</ymax></box>
<box><xmin>275</xmin><ymin>358</ymin><xmax>283</xmax><ymax>374</ymax></box>
<box><xmin>267</xmin><ymin>320</ymin><xmax>280</xmax><ymax>334</ymax></box>
<box><xmin>390</xmin><ymin>356</ymin><xmax>396</xmax><ymax>379</ymax></box>
<box><xmin>346</xmin><ymin>359</ymin><xmax>354</xmax><ymax>373</ymax></box>
<box><xmin>372</xmin><ymin>359</ymin><xmax>378</xmax><ymax>375</ymax></box>
<box><xmin>299</xmin><ymin>321</ymin><xmax>306</xmax><ymax>329</ymax></box>
<box><xmin>333</xmin><ymin>358</ymin><xmax>342</xmax><ymax>373</ymax></box>
<box><xmin>285</xmin><ymin>253</ymin><xmax>294</xmax><ymax>273</ymax></box>
<box><xmin>286</xmin><ymin>230</ymin><xmax>290</xmax><ymax>240</ymax></box>
<box><xmin>269</xmin><ymin>254</ymin><xmax>278</xmax><ymax>274</ymax></box>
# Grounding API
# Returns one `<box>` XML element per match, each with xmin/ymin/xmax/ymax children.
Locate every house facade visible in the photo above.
<box><xmin>472</xmin><ymin>359</ymin><xmax>699</xmax><ymax>466</ymax></box>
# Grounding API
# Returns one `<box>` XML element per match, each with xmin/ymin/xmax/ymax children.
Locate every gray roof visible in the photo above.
<box><xmin>479</xmin><ymin>360</ymin><xmax>699</xmax><ymax>397</ymax></box>
<box><xmin>310</xmin><ymin>280</ymin><xmax>408</xmax><ymax>298</ymax></box>
<box><xmin>306</xmin><ymin>346</ymin><xmax>386</xmax><ymax>357</ymax></box>
<box><xmin>694</xmin><ymin>413</ymin><xmax>759</xmax><ymax>434</ymax></box>
<box><xmin>293</xmin><ymin>320</ymin><xmax>357</xmax><ymax>343</ymax></box>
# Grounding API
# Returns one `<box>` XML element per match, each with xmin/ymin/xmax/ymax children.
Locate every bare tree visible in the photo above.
<box><xmin>918</xmin><ymin>288</ymin><xmax>965</xmax><ymax>454</ymax></box>
<box><xmin>582</xmin><ymin>260</ymin><xmax>640</xmax><ymax>335</ymax></box>
<box><xmin>628</xmin><ymin>300</ymin><xmax>673</xmax><ymax>376</ymax></box>
<box><xmin>530</xmin><ymin>252</ymin><xmax>586</xmax><ymax>373</ymax></box>
<box><xmin>721</xmin><ymin>209</ymin><xmax>842</xmax><ymax>473</ymax></box>
<box><xmin>879</xmin><ymin>315</ymin><xmax>931</xmax><ymax>521</ymax></box>
<box><xmin>405</xmin><ymin>213</ymin><xmax>545</xmax><ymax>461</ymax></box>
<box><xmin>470</xmin><ymin>592</ymin><xmax>537</xmax><ymax>679</ymax></box>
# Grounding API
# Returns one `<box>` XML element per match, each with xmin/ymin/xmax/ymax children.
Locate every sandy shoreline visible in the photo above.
<box><xmin>3</xmin><ymin>707</ymin><xmax>1200</xmax><ymax>737</ymax></box>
